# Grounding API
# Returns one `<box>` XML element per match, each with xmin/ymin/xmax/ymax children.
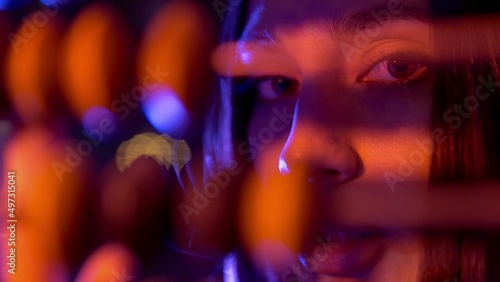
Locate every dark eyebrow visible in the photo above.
<box><xmin>240</xmin><ymin>3</ymin><xmax>430</xmax><ymax>44</ymax></box>
<box><xmin>328</xmin><ymin>4</ymin><xmax>430</xmax><ymax>35</ymax></box>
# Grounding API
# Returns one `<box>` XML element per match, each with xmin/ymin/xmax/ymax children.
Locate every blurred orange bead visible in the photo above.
<box><xmin>137</xmin><ymin>0</ymin><xmax>215</xmax><ymax>113</ymax></box>
<box><xmin>238</xmin><ymin>144</ymin><xmax>312</xmax><ymax>273</ymax></box>
<box><xmin>1</xmin><ymin>126</ymin><xmax>90</xmax><ymax>281</ymax></box>
<box><xmin>59</xmin><ymin>3</ymin><xmax>133</xmax><ymax>120</ymax></box>
<box><xmin>75</xmin><ymin>243</ymin><xmax>139</xmax><ymax>282</ymax></box>
<box><xmin>5</xmin><ymin>10</ymin><xmax>63</xmax><ymax>123</ymax></box>
<box><xmin>99</xmin><ymin>157</ymin><xmax>167</xmax><ymax>240</ymax></box>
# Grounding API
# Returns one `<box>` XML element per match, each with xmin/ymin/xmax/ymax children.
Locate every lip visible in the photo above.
<box><xmin>300</xmin><ymin>228</ymin><xmax>387</xmax><ymax>277</ymax></box>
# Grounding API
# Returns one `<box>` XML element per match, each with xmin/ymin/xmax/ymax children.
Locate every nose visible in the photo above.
<box><xmin>279</xmin><ymin>120</ymin><xmax>361</xmax><ymax>187</ymax></box>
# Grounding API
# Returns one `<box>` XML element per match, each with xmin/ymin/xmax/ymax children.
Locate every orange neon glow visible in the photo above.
<box><xmin>137</xmin><ymin>0</ymin><xmax>215</xmax><ymax>112</ymax></box>
<box><xmin>75</xmin><ymin>243</ymin><xmax>139</xmax><ymax>282</ymax></box>
<box><xmin>2</xmin><ymin>127</ymin><xmax>89</xmax><ymax>281</ymax></box>
<box><xmin>239</xmin><ymin>150</ymin><xmax>311</xmax><ymax>272</ymax></box>
<box><xmin>59</xmin><ymin>3</ymin><xmax>132</xmax><ymax>119</ymax></box>
<box><xmin>5</xmin><ymin>12</ymin><xmax>62</xmax><ymax>123</ymax></box>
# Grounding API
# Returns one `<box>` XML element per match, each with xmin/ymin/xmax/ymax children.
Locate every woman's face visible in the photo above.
<box><xmin>235</xmin><ymin>0</ymin><xmax>434</xmax><ymax>280</ymax></box>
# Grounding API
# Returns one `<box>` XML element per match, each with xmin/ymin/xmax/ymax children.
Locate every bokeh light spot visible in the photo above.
<box><xmin>142</xmin><ymin>86</ymin><xmax>189</xmax><ymax>137</ymax></box>
<box><xmin>81</xmin><ymin>106</ymin><xmax>117</xmax><ymax>141</ymax></box>
<box><xmin>241</xmin><ymin>51</ymin><xmax>252</xmax><ymax>64</ymax></box>
<box><xmin>39</xmin><ymin>0</ymin><xmax>61</xmax><ymax>7</ymax></box>
<box><xmin>0</xmin><ymin>0</ymin><xmax>32</xmax><ymax>10</ymax></box>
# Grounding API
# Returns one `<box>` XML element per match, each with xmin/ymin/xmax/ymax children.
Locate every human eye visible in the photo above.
<box><xmin>254</xmin><ymin>76</ymin><xmax>301</xmax><ymax>101</ymax></box>
<box><xmin>357</xmin><ymin>52</ymin><xmax>431</xmax><ymax>86</ymax></box>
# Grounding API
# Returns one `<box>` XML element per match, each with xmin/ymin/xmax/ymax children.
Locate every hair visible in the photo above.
<box><xmin>204</xmin><ymin>0</ymin><xmax>500</xmax><ymax>280</ymax></box>
<box><xmin>423</xmin><ymin>4</ymin><xmax>500</xmax><ymax>281</ymax></box>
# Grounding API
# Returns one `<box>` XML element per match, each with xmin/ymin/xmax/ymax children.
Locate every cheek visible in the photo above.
<box><xmin>247</xmin><ymin>99</ymin><xmax>295</xmax><ymax>144</ymax></box>
<box><xmin>355</xmin><ymin>81</ymin><xmax>434</xmax><ymax>129</ymax></box>
<box><xmin>352</xmin><ymin>128</ymin><xmax>432</xmax><ymax>189</ymax></box>
<box><xmin>350</xmin><ymin>85</ymin><xmax>433</xmax><ymax>188</ymax></box>
<box><xmin>245</xmin><ymin>80</ymin><xmax>433</xmax><ymax>189</ymax></box>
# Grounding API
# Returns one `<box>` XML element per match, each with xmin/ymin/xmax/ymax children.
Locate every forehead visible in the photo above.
<box><xmin>245</xmin><ymin>0</ymin><xmax>430</xmax><ymax>34</ymax></box>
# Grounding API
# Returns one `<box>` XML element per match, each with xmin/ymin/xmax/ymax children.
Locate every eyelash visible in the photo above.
<box><xmin>234</xmin><ymin>76</ymin><xmax>294</xmax><ymax>102</ymax></box>
<box><xmin>234</xmin><ymin>51</ymin><xmax>433</xmax><ymax>99</ymax></box>
<box><xmin>358</xmin><ymin>50</ymin><xmax>432</xmax><ymax>88</ymax></box>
